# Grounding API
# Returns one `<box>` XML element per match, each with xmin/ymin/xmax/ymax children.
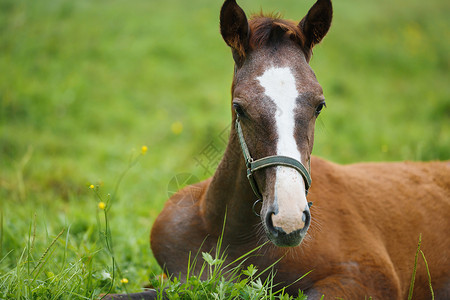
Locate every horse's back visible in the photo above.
<box><xmin>309</xmin><ymin>157</ymin><xmax>450</xmax><ymax>298</ymax></box>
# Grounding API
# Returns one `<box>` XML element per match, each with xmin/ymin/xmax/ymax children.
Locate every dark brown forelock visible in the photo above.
<box><xmin>248</xmin><ymin>13</ymin><xmax>310</xmax><ymax>60</ymax></box>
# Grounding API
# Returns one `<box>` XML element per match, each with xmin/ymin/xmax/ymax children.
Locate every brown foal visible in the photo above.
<box><xmin>106</xmin><ymin>0</ymin><xmax>450</xmax><ymax>299</ymax></box>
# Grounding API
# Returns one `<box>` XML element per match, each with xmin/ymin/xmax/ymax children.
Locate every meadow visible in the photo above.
<box><xmin>0</xmin><ymin>0</ymin><xmax>449</xmax><ymax>298</ymax></box>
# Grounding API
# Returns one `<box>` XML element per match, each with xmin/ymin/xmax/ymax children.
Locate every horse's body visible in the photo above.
<box><xmin>106</xmin><ymin>0</ymin><xmax>450</xmax><ymax>299</ymax></box>
<box><xmin>152</xmin><ymin>157</ymin><xmax>450</xmax><ymax>299</ymax></box>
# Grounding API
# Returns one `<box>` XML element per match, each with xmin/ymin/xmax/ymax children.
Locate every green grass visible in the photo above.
<box><xmin>0</xmin><ymin>0</ymin><xmax>449</xmax><ymax>298</ymax></box>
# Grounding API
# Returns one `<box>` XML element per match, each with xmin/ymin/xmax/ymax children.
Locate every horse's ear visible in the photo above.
<box><xmin>220</xmin><ymin>0</ymin><xmax>249</xmax><ymax>66</ymax></box>
<box><xmin>299</xmin><ymin>0</ymin><xmax>332</xmax><ymax>51</ymax></box>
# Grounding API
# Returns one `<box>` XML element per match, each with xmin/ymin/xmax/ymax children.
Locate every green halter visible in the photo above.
<box><xmin>235</xmin><ymin>116</ymin><xmax>312</xmax><ymax>201</ymax></box>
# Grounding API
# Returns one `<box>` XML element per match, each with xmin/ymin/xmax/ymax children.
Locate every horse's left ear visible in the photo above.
<box><xmin>299</xmin><ymin>0</ymin><xmax>333</xmax><ymax>51</ymax></box>
<box><xmin>220</xmin><ymin>0</ymin><xmax>249</xmax><ymax>66</ymax></box>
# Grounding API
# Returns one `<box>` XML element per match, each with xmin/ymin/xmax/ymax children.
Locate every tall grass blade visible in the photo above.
<box><xmin>0</xmin><ymin>210</ymin><xmax>3</xmax><ymax>258</ymax></box>
<box><xmin>30</xmin><ymin>213</ymin><xmax>36</xmax><ymax>253</ymax></box>
<box><xmin>31</xmin><ymin>246</ymin><xmax>57</xmax><ymax>285</ymax></box>
<box><xmin>60</xmin><ymin>224</ymin><xmax>71</xmax><ymax>272</ymax></box>
<box><xmin>419</xmin><ymin>250</ymin><xmax>434</xmax><ymax>300</ymax></box>
<box><xmin>31</xmin><ymin>228</ymin><xmax>65</xmax><ymax>275</ymax></box>
<box><xmin>408</xmin><ymin>233</ymin><xmax>422</xmax><ymax>300</ymax></box>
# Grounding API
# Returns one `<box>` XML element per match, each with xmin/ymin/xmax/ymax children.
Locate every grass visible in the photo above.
<box><xmin>408</xmin><ymin>234</ymin><xmax>435</xmax><ymax>300</ymax></box>
<box><xmin>0</xmin><ymin>0</ymin><xmax>449</xmax><ymax>298</ymax></box>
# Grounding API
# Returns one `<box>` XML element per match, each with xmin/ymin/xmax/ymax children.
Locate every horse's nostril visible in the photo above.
<box><xmin>265</xmin><ymin>209</ymin><xmax>281</xmax><ymax>236</ymax></box>
<box><xmin>302</xmin><ymin>209</ymin><xmax>311</xmax><ymax>230</ymax></box>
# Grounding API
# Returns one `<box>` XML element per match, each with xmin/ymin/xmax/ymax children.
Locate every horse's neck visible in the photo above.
<box><xmin>200</xmin><ymin>126</ymin><xmax>260</xmax><ymax>239</ymax></box>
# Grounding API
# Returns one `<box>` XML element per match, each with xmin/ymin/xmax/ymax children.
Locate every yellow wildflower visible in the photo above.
<box><xmin>141</xmin><ymin>145</ymin><xmax>148</xmax><ymax>155</ymax></box>
<box><xmin>171</xmin><ymin>121</ymin><xmax>183</xmax><ymax>135</ymax></box>
<box><xmin>98</xmin><ymin>202</ymin><xmax>106</xmax><ymax>210</ymax></box>
<box><xmin>120</xmin><ymin>278</ymin><xmax>129</xmax><ymax>284</ymax></box>
<box><xmin>89</xmin><ymin>184</ymin><xmax>94</xmax><ymax>189</ymax></box>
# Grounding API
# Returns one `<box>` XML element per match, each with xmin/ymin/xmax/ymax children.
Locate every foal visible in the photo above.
<box><xmin>108</xmin><ymin>0</ymin><xmax>450</xmax><ymax>299</ymax></box>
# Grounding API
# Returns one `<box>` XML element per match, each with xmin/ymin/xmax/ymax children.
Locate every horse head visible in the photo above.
<box><xmin>220</xmin><ymin>0</ymin><xmax>332</xmax><ymax>247</ymax></box>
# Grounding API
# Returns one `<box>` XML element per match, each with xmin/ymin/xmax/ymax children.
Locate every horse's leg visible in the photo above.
<box><xmin>304</xmin><ymin>274</ymin><xmax>401</xmax><ymax>300</ymax></box>
<box><xmin>100</xmin><ymin>290</ymin><xmax>158</xmax><ymax>300</ymax></box>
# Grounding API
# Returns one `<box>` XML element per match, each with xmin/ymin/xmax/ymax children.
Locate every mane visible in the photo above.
<box><xmin>248</xmin><ymin>13</ymin><xmax>311</xmax><ymax>59</ymax></box>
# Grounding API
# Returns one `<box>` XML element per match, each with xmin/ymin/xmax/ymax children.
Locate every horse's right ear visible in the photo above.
<box><xmin>299</xmin><ymin>0</ymin><xmax>333</xmax><ymax>52</ymax></box>
<box><xmin>220</xmin><ymin>0</ymin><xmax>249</xmax><ymax>66</ymax></box>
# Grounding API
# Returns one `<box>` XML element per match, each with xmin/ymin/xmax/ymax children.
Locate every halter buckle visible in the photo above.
<box><xmin>246</xmin><ymin>168</ymin><xmax>262</xmax><ymax>199</ymax></box>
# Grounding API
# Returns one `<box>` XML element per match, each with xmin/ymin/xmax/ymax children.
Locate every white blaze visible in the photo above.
<box><xmin>257</xmin><ymin>67</ymin><xmax>308</xmax><ymax>234</ymax></box>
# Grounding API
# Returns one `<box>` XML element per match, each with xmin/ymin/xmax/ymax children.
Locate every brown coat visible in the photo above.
<box><xmin>151</xmin><ymin>156</ymin><xmax>450</xmax><ymax>299</ymax></box>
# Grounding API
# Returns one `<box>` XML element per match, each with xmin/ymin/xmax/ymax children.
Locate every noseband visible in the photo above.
<box><xmin>235</xmin><ymin>116</ymin><xmax>312</xmax><ymax>215</ymax></box>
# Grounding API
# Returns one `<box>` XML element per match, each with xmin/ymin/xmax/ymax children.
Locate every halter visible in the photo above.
<box><xmin>235</xmin><ymin>115</ymin><xmax>312</xmax><ymax>215</ymax></box>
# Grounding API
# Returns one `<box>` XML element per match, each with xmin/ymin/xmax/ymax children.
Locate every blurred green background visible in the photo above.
<box><xmin>0</xmin><ymin>0</ymin><xmax>449</xmax><ymax>296</ymax></box>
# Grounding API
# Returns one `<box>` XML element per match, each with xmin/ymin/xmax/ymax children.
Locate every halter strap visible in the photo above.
<box><xmin>235</xmin><ymin>116</ymin><xmax>312</xmax><ymax>200</ymax></box>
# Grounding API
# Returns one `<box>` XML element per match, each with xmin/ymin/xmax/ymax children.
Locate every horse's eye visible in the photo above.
<box><xmin>233</xmin><ymin>102</ymin><xmax>245</xmax><ymax>117</ymax></box>
<box><xmin>315</xmin><ymin>102</ymin><xmax>326</xmax><ymax>115</ymax></box>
